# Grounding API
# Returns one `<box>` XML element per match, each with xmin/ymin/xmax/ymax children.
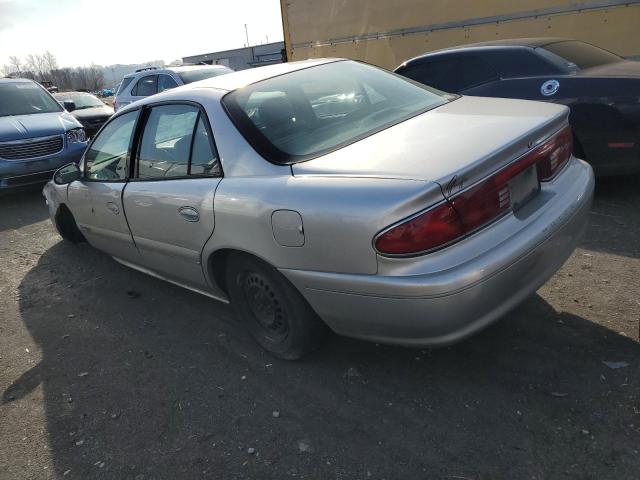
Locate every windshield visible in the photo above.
<box><xmin>177</xmin><ymin>67</ymin><xmax>233</xmax><ymax>84</ymax></box>
<box><xmin>0</xmin><ymin>82</ymin><xmax>63</xmax><ymax>117</ymax></box>
<box><xmin>55</xmin><ymin>92</ymin><xmax>105</xmax><ymax>109</ymax></box>
<box><xmin>542</xmin><ymin>41</ymin><xmax>622</xmax><ymax>70</ymax></box>
<box><xmin>222</xmin><ymin>61</ymin><xmax>450</xmax><ymax>164</ymax></box>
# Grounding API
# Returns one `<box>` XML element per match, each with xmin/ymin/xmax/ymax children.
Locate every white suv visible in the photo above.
<box><xmin>114</xmin><ymin>65</ymin><xmax>232</xmax><ymax>111</ymax></box>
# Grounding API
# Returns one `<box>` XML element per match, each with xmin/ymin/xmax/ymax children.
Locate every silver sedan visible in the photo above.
<box><xmin>44</xmin><ymin>59</ymin><xmax>595</xmax><ymax>359</ymax></box>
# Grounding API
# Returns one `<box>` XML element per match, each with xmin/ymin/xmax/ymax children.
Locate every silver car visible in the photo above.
<box><xmin>113</xmin><ymin>64</ymin><xmax>233</xmax><ymax>112</ymax></box>
<box><xmin>44</xmin><ymin>59</ymin><xmax>594</xmax><ymax>359</ymax></box>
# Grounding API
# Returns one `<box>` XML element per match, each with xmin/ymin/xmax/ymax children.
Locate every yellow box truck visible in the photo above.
<box><xmin>280</xmin><ymin>0</ymin><xmax>640</xmax><ymax>70</ymax></box>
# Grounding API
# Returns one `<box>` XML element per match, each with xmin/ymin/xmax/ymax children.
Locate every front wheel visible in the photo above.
<box><xmin>225</xmin><ymin>253</ymin><xmax>330</xmax><ymax>360</ymax></box>
<box><xmin>55</xmin><ymin>205</ymin><xmax>85</xmax><ymax>244</ymax></box>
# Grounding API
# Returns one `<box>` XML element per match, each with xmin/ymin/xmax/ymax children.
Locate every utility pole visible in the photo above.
<box><xmin>245</xmin><ymin>23</ymin><xmax>255</xmax><ymax>67</ymax></box>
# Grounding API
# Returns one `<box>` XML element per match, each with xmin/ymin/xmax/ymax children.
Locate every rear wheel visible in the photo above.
<box><xmin>55</xmin><ymin>205</ymin><xmax>85</xmax><ymax>243</ymax></box>
<box><xmin>225</xmin><ymin>253</ymin><xmax>330</xmax><ymax>360</ymax></box>
<box><xmin>573</xmin><ymin>134</ymin><xmax>587</xmax><ymax>160</ymax></box>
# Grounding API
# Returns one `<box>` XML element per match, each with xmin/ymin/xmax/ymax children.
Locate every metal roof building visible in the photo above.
<box><xmin>182</xmin><ymin>41</ymin><xmax>285</xmax><ymax>71</ymax></box>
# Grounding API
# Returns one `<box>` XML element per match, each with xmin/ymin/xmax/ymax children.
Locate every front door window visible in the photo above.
<box><xmin>85</xmin><ymin>111</ymin><xmax>137</xmax><ymax>181</ymax></box>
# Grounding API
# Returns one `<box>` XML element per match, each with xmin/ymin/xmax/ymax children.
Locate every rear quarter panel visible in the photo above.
<box><xmin>203</xmin><ymin>175</ymin><xmax>444</xmax><ymax>276</ymax></box>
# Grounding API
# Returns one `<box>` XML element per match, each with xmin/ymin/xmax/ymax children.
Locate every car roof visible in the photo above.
<box><xmin>416</xmin><ymin>37</ymin><xmax>574</xmax><ymax>58</ymax></box>
<box><xmin>176</xmin><ymin>58</ymin><xmax>341</xmax><ymax>92</ymax></box>
<box><xmin>401</xmin><ymin>37</ymin><xmax>573</xmax><ymax>65</ymax></box>
<box><xmin>166</xmin><ymin>65</ymin><xmax>230</xmax><ymax>72</ymax></box>
<box><xmin>117</xmin><ymin>58</ymin><xmax>345</xmax><ymax>113</ymax></box>
<box><xmin>444</xmin><ymin>37</ymin><xmax>570</xmax><ymax>49</ymax></box>
<box><xmin>122</xmin><ymin>64</ymin><xmax>232</xmax><ymax>79</ymax></box>
<box><xmin>53</xmin><ymin>91</ymin><xmax>94</xmax><ymax>96</ymax></box>
<box><xmin>0</xmin><ymin>77</ymin><xmax>35</xmax><ymax>84</ymax></box>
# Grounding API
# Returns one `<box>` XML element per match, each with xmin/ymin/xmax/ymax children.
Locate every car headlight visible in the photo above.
<box><xmin>66</xmin><ymin>128</ymin><xmax>87</xmax><ymax>143</ymax></box>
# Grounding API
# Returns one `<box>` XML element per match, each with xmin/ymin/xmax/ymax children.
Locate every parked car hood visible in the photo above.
<box><xmin>0</xmin><ymin>111</ymin><xmax>82</xmax><ymax>142</ymax></box>
<box><xmin>292</xmin><ymin>96</ymin><xmax>569</xmax><ymax>188</ymax></box>
<box><xmin>579</xmin><ymin>60</ymin><xmax>640</xmax><ymax>78</ymax></box>
<box><xmin>71</xmin><ymin>105</ymin><xmax>114</xmax><ymax>120</ymax></box>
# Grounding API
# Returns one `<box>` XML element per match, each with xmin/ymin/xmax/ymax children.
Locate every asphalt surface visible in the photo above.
<box><xmin>0</xmin><ymin>176</ymin><xmax>639</xmax><ymax>480</ymax></box>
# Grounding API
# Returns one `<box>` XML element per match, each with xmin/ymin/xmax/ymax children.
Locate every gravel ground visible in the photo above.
<box><xmin>0</xmin><ymin>176</ymin><xmax>639</xmax><ymax>480</ymax></box>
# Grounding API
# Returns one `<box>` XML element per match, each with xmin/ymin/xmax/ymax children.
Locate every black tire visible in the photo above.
<box><xmin>573</xmin><ymin>134</ymin><xmax>587</xmax><ymax>161</ymax></box>
<box><xmin>55</xmin><ymin>205</ymin><xmax>86</xmax><ymax>244</ymax></box>
<box><xmin>225</xmin><ymin>253</ymin><xmax>331</xmax><ymax>360</ymax></box>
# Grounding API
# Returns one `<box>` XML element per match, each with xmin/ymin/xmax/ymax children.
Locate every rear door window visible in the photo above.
<box><xmin>136</xmin><ymin>104</ymin><xmax>221</xmax><ymax>179</ymax></box>
<box><xmin>457</xmin><ymin>57</ymin><xmax>498</xmax><ymax>90</ymax></box>
<box><xmin>400</xmin><ymin>59</ymin><xmax>459</xmax><ymax>92</ymax></box>
<box><xmin>158</xmin><ymin>74</ymin><xmax>179</xmax><ymax>92</ymax></box>
<box><xmin>131</xmin><ymin>75</ymin><xmax>157</xmax><ymax>97</ymax></box>
<box><xmin>401</xmin><ymin>56</ymin><xmax>497</xmax><ymax>92</ymax></box>
<box><xmin>190</xmin><ymin>116</ymin><xmax>221</xmax><ymax>176</ymax></box>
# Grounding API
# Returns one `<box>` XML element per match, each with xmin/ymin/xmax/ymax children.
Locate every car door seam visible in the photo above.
<box><xmin>120</xmin><ymin>180</ymin><xmax>140</xmax><ymax>250</ymax></box>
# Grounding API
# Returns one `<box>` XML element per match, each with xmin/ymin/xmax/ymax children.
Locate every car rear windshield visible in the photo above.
<box><xmin>222</xmin><ymin>61</ymin><xmax>450</xmax><ymax>164</ymax></box>
<box><xmin>177</xmin><ymin>67</ymin><xmax>233</xmax><ymax>84</ymax></box>
<box><xmin>542</xmin><ymin>41</ymin><xmax>622</xmax><ymax>70</ymax></box>
<box><xmin>117</xmin><ymin>77</ymin><xmax>134</xmax><ymax>95</ymax></box>
<box><xmin>0</xmin><ymin>82</ymin><xmax>63</xmax><ymax>117</ymax></box>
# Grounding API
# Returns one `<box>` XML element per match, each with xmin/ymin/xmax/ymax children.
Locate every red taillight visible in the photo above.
<box><xmin>375</xmin><ymin>125</ymin><xmax>573</xmax><ymax>255</ymax></box>
<box><xmin>374</xmin><ymin>201</ymin><xmax>464</xmax><ymax>255</ymax></box>
<box><xmin>535</xmin><ymin>125</ymin><xmax>573</xmax><ymax>181</ymax></box>
<box><xmin>450</xmin><ymin>175</ymin><xmax>512</xmax><ymax>233</ymax></box>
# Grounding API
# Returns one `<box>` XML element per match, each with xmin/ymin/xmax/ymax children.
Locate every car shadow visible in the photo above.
<box><xmin>585</xmin><ymin>173</ymin><xmax>640</xmax><ymax>259</ymax></box>
<box><xmin>0</xmin><ymin>186</ymin><xmax>49</xmax><ymax>232</ymax></box>
<box><xmin>5</xmin><ymin>240</ymin><xmax>639</xmax><ymax>479</ymax></box>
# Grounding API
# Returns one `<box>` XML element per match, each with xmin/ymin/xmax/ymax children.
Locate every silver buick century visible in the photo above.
<box><xmin>44</xmin><ymin>59</ymin><xmax>595</xmax><ymax>359</ymax></box>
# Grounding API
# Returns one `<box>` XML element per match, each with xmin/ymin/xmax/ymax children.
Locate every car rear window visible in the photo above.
<box><xmin>131</xmin><ymin>75</ymin><xmax>157</xmax><ymax>97</ymax></box>
<box><xmin>541</xmin><ymin>41</ymin><xmax>622</xmax><ymax>70</ymax></box>
<box><xmin>117</xmin><ymin>77</ymin><xmax>134</xmax><ymax>95</ymax></box>
<box><xmin>222</xmin><ymin>61</ymin><xmax>450</xmax><ymax>164</ymax></box>
<box><xmin>177</xmin><ymin>67</ymin><xmax>233</xmax><ymax>84</ymax></box>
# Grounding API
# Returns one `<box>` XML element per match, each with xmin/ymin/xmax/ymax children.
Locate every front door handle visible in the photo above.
<box><xmin>178</xmin><ymin>206</ymin><xmax>199</xmax><ymax>222</ymax></box>
<box><xmin>106</xmin><ymin>202</ymin><xmax>120</xmax><ymax>215</ymax></box>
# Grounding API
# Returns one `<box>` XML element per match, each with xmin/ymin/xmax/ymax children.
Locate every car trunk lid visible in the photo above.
<box><xmin>292</xmin><ymin>96</ymin><xmax>569</xmax><ymax>194</ymax></box>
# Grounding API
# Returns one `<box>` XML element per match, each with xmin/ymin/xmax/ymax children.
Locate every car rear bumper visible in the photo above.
<box><xmin>0</xmin><ymin>142</ymin><xmax>86</xmax><ymax>189</ymax></box>
<box><xmin>281</xmin><ymin>157</ymin><xmax>595</xmax><ymax>347</ymax></box>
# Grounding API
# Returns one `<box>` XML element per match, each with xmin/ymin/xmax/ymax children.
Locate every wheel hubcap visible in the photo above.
<box><xmin>243</xmin><ymin>273</ymin><xmax>288</xmax><ymax>340</ymax></box>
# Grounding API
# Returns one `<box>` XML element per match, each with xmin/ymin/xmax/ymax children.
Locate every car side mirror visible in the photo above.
<box><xmin>63</xmin><ymin>100</ymin><xmax>76</xmax><ymax>112</ymax></box>
<box><xmin>54</xmin><ymin>163</ymin><xmax>81</xmax><ymax>185</ymax></box>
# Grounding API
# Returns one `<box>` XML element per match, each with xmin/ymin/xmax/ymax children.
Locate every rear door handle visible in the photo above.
<box><xmin>178</xmin><ymin>206</ymin><xmax>199</xmax><ymax>222</ymax></box>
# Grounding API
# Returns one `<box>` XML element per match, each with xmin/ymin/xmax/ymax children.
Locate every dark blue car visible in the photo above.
<box><xmin>394</xmin><ymin>38</ymin><xmax>640</xmax><ymax>176</ymax></box>
<box><xmin>0</xmin><ymin>78</ymin><xmax>88</xmax><ymax>189</ymax></box>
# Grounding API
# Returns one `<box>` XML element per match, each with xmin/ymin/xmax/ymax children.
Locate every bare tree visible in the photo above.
<box><xmin>42</xmin><ymin>51</ymin><xmax>58</xmax><ymax>73</ymax></box>
<box><xmin>2</xmin><ymin>52</ymin><xmax>116</xmax><ymax>90</ymax></box>
<box><xmin>86</xmin><ymin>64</ymin><xmax>104</xmax><ymax>91</ymax></box>
<box><xmin>9</xmin><ymin>56</ymin><xmax>22</xmax><ymax>74</ymax></box>
<box><xmin>50</xmin><ymin>68</ymin><xmax>74</xmax><ymax>90</ymax></box>
<box><xmin>25</xmin><ymin>53</ymin><xmax>48</xmax><ymax>80</ymax></box>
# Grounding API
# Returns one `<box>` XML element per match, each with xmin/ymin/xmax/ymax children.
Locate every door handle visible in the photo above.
<box><xmin>178</xmin><ymin>206</ymin><xmax>199</xmax><ymax>222</ymax></box>
<box><xmin>106</xmin><ymin>202</ymin><xmax>120</xmax><ymax>215</ymax></box>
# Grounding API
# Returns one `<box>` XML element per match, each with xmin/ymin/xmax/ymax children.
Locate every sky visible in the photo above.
<box><xmin>0</xmin><ymin>0</ymin><xmax>284</xmax><ymax>68</ymax></box>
